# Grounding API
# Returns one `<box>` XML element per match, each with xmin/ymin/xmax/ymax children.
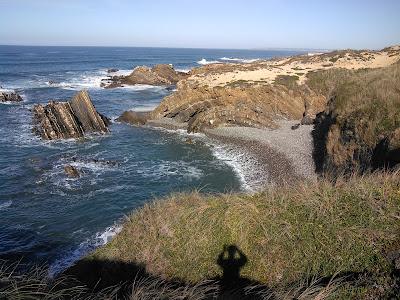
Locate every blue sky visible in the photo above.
<box><xmin>1</xmin><ymin>0</ymin><xmax>399</xmax><ymax>49</ymax></box>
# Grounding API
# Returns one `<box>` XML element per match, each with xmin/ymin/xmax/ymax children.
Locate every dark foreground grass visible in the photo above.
<box><xmin>78</xmin><ymin>172</ymin><xmax>400</xmax><ymax>299</ymax></box>
<box><xmin>2</xmin><ymin>172</ymin><xmax>399</xmax><ymax>299</ymax></box>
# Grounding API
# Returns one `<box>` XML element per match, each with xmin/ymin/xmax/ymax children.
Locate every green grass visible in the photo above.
<box><xmin>86</xmin><ymin>172</ymin><xmax>400</xmax><ymax>298</ymax></box>
<box><xmin>307</xmin><ymin>61</ymin><xmax>400</xmax><ymax>172</ymax></box>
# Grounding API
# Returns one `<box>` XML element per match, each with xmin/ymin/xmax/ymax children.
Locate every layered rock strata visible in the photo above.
<box><xmin>149</xmin><ymin>81</ymin><xmax>325</xmax><ymax>133</ymax></box>
<box><xmin>33</xmin><ymin>90</ymin><xmax>109</xmax><ymax>140</ymax></box>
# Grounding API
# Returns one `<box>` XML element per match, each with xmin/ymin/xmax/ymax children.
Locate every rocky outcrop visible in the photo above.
<box><xmin>32</xmin><ymin>90</ymin><xmax>110</xmax><ymax>140</ymax></box>
<box><xmin>64</xmin><ymin>165</ymin><xmax>80</xmax><ymax>178</ymax></box>
<box><xmin>101</xmin><ymin>64</ymin><xmax>188</xmax><ymax>88</ymax></box>
<box><xmin>150</xmin><ymin>80</ymin><xmax>325</xmax><ymax>133</ymax></box>
<box><xmin>0</xmin><ymin>91</ymin><xmax>23</xmax><ymax>102</ymax></box>
<box><xmin>116</xmin><ymin>111</ymin><xmax>149</xmax><ymax>126</ymax></box>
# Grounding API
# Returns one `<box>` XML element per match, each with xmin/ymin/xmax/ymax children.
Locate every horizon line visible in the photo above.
<box><xmin>0</xmin><ymin>43</ymin><xmax>337</xmax><ymax>52</ymax></box>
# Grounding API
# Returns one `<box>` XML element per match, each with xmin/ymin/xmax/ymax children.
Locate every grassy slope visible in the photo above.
<box><xmin>89</xmin><ymin>172</ymin><xmax>400</xmax><ymax>297</ymax></box>
<box><xmin>307</xmin><ymin>61</ymin><xmax>400</xmax><ymax>173</ymax></box>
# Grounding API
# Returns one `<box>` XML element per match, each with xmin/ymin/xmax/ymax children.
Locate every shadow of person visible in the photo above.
<box><xmin>216</xmin><ymin>244</ymin><xmax>267</xmax><ymax>299</ymax></box>
<box><xmin>217</xmin><ymin>244</ymin><xmax>248</xmax><ymax>286</ymax></box>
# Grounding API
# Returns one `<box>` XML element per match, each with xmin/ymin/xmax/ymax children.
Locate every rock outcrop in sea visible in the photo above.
<box><xmin>32</xmin><ymin>90</ymin><xmax>110</xmax><ymax>140</ymax></box>
<box><xmin>116</xmin><ymin>111</ymin><xmax>149</xmax><ymax>126</ymax></box>
<box><xmin>101</xmin><ymin>64</ymin><xmax>189</xmax><ymax>88</ymax></box>
<box><xmin>0</xmin><ymin>91</ymin><xmax>23</xmax><ymax>102</ymax></box>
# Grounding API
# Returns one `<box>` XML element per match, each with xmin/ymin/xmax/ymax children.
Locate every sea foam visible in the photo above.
<box><xmin>220</xmin><ymin>57</ymin><xmax>260</xmax><ymax>63</ymax></box>
<box><xmin>197</xmin><ymin>58</ymin><xmax>220</xmax><ymax>65</ymax></box>
<box><xmin>48</xmin><ymin>223</ymin><xmax>122</xmax><ymax>277</ymax></box>
<box><xmin>0</xmin><ymin>200</ymin><xmax>12</xmax><ymax>210</ymax></box>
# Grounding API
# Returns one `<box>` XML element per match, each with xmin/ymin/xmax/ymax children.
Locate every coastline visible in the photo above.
<box><xmin>146</xmin><ymin>118</ymin><xmax>317</xmax><ymax>190</ymax></box>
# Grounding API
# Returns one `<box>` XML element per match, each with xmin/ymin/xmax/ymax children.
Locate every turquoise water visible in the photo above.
<box><xmin>0</xmin><ymin>46</ymin><xmax>306</xmax><ymax>273</ymax></box>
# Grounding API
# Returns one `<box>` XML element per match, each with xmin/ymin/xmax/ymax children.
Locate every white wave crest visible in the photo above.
<box><xmin>136</xmin><ymin>160</ymin><xmax>203</xmax><ymax>181</ymax></box>
<box><xmin>220</xmin><ymin>57</ymin><xmax>260</xmax><ymax>63</ymax></box>
<box><xmin>48</xmin><ymin>223</ymin><xmax>122</xmax><ymax>277</ymax></box>
<box><xmin>197</xmin><ymin>58</ymin><xmax>220</xmax><ymax>65</ymax></box>
<box><xmin>209</xmin><ymin>142</ymin><xmax>266</xmax><ymax>192</ymax></box>
<box><xmin>0</xmin><ymin>200</ymin><xmax>12</xmax><ymax>210</ymax></box>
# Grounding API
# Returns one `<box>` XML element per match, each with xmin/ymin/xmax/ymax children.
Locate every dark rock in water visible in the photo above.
<box><xmin>64</xmin><ymin>165</ymin><xmax>80</xmax><ymax>178</ymax></box>
<box><xmin>103</xmin><ymin>64</ymin><xmax>188</xmax><ymax>88</ymax></box>
<box><xmin>32</xmin><ymin>90</ymin><xmax>110</xmax><ymax>140</ymax></box>
<box><xmin>0</xmin><ymin>91</ymin><xmax>23</xmax><ymax>102</ymax></box>
<box><xmin>116</xmin><ymin>111</ymin><xmax>149</xmax><ymax>126</ymax></box>
<box><xmin>107</xmin><ymin>68</ymin><xmax>119</xmax><ymax>73</ymax></box>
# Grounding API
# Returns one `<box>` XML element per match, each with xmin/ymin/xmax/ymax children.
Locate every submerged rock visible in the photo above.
<box><xmin>0</xmin><ymin>91</ymin><xmax>23</xmax><ymax>102</ymax></box>
<box><xmin>116</xmin><ymin>111</ymin><xmax>149</xmax><ymax>126</ymax></box>
<box><xmin>107</xmin><ymin>68</ymin><xmax>119</xmax><ymax>73</ymax></box>
<box><xmin>32</xmin><ymin>90</ymin><xmax>110</xmax><ymax>140</ymax></box>
<box><xmin>102</xmin><ymin>64</ymin><xmax>188</xmax><ymax>88</ymax></box>
<box><xmin>64</xmin><ymin>165</ymin><xmax>80</xmax><ymax>178</ymax></box>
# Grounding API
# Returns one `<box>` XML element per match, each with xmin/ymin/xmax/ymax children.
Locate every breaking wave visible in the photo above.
<box><xmin>48</xmin><ymin>223</ymin><xmax>122</xmax><ymax>277</ymax></box>
<box><xmin>220</xmin><ymin>57</ymin><xmax>260</xmax><ymax>63</ymax></box>
<box><xmin>197</xmin><ymin>58</ymin><xmax>220</xmax><ymax>65</ymax></box>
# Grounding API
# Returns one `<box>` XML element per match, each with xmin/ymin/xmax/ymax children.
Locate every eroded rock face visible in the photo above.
<box><xmin>150</xmin><ymin>81</ymin><xmax>326</xmax><ymax>133</ymax></box>
<box><xmin>32</xmin><ymin>90</ymin><xmax>110</xmax><ymax>140</ymax></box>
<box><xmin>0</xmin><ymin>91</ymin><xmax>23</xmax><ymax>102</ymax></box>
<box><xmin>116</xmin><ymin>111</ymin><xmax>149</xmax><ymax>126</ymax></box>
<box><xmin>101</xmin><ymin>64</ymin><xmax>188</xmax><ymax>88</ymax></box>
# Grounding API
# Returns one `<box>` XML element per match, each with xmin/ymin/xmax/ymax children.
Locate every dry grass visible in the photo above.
<box><xmin>308</xmin><ymin>61</ymin><xmax>400</xmax><ymax>173</ymax></box>
<box><xmin>273</xmin><ymin>74</ymin><xmax>299</xmax><ymax>89</ymax></box>
<box><xmin>86</xmin><ymin>171</ymin><xmax>400</xmax><ymax>298</ymax></box>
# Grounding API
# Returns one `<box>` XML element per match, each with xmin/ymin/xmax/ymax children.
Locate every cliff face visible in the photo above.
<box><xmin>102</xmin><ymin>64</ymin><xmax>188</xmax><ymax>88</ymax></box>
<box><xmin>146</xmin><ymin>46</ymin><xmax>400</xmax><ymax>133</ymax></box>
<box><xmin>151</xmin><ymin>81</ymin><xmax>325</xmax><ymax>132</ymax></box>
<box><xmin>33</xmin><ymin>90</ymin><xmax>109</xmax><ymax>140</ymax></box>
<box><xmin>312</xmin><ymin>62</ymin><xmax>400</xmax><ymax>174</ymax></box>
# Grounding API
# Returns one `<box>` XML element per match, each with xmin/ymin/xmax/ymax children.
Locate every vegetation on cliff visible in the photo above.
<box><xmin>309</xmin><ymin>61</ymin><xmax>400</xmax><ymax>174</ymax></box>
<box><xmin>69</xmin><ymin>172</ymin><xmax>400</xmax><ymax>299</ymax></box>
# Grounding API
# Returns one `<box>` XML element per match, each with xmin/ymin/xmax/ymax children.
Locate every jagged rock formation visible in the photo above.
<box><xmin>0</xmin><ymin>91</ymin><xmax>23</xmax><ymax>102</ymax></box>
<box><xmin>150</xmin><ymin>80</ymin><xmax>325</xmax><ymax>133</ymax></box>
<box><xmin>101</xmin><ymin>64</ymin><xmax>188</xmax><ymax>88</ymax></box>
<box><xmin>32</xmin><ymin>90</ymin><xmax>110</xmax><ymax>140</ymax></box>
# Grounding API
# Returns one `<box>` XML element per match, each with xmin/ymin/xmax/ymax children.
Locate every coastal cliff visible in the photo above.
<box><xmin>118</xmin><ymin>46</ymin><xmax>400</xmax><ymax>135</ymax></box>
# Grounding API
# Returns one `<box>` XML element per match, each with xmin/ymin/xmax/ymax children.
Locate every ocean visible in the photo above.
<box><xmin>0</xmin><ymin>45</ymin><xmax>306</xmax><ymax>274</ymax></box>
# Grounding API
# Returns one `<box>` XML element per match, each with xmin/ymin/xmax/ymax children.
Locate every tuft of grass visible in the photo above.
<box><xmin>87</xmin><ymin>172</ymin><xmax>400</xmax><ymax>298</ymax></box>
<box><xmin>273</xmin><ymin>75</ymin><xmax>299</xmax><ymax>89</ymax></box>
